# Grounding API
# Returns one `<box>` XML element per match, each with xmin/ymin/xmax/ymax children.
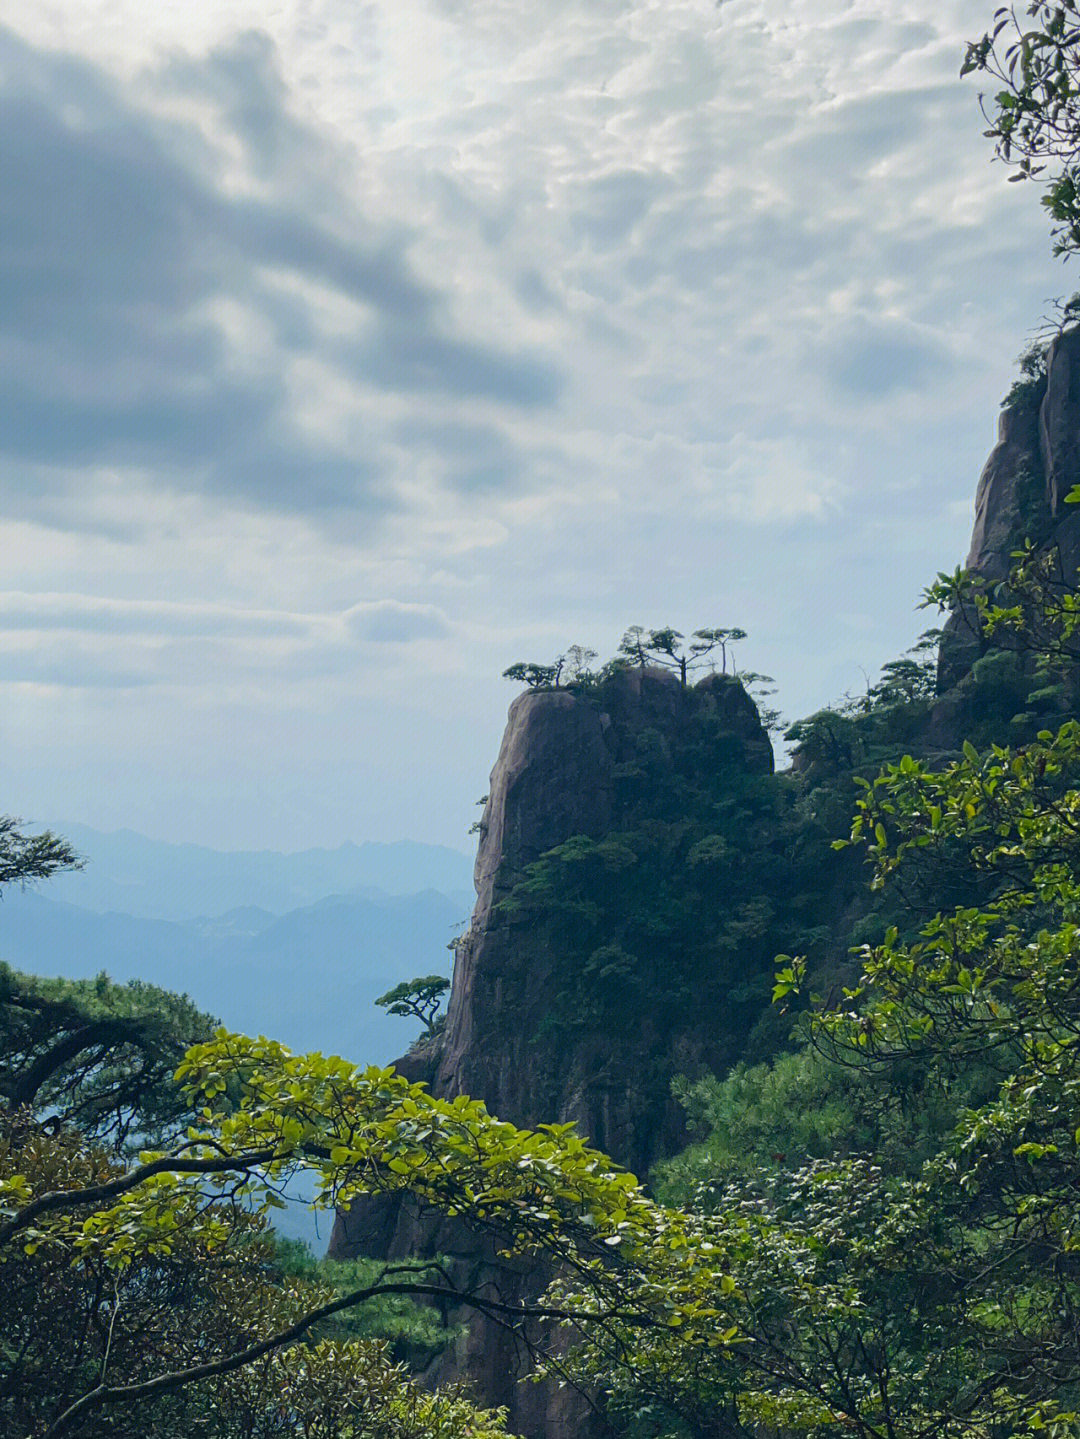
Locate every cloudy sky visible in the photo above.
<box><xmin>0</xmin><ymin>0</ymin><xmax>1068</xmax><ymax>853</ymax></box>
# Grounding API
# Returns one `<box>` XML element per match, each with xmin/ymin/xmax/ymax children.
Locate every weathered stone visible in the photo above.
<box><xmin>330</xmin><ymin>670</ymin><xmax>774</xmax><ymax>1436</ymax></box>
<box><xmin>1041</xmin><ymin>326</ymin><xmax>1080</xmax><ymax>518</ymax></box>
<box><xmin>938</xmin><ymin>329</ymin><xmax>1080</xmax><ymax>695</ymax></box>
<box><xmin>967</xmin><ymin>396</ymin><xmax>1048</xmax><ymax>580</ymax></box>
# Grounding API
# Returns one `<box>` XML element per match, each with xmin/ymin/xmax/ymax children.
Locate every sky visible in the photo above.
<box><xmin>0</xmin><ymin>0</ymin><xmax>1070</xmax><ymax>853</ymax></box>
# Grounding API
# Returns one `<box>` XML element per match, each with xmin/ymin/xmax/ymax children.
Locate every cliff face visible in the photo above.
<box><xmin>940</xmin><ymin>326</ymin><xmax>1080</xmax><ymax>689</ymax></box>
<box><xmin>432</xmin><ymin>667</ymin><xmax>772</xmax><ymax>1166</ymax></box>
<box><xmin>330</xmin><ymin>668</ymin><xmax>774</xmax><ymax>1435</ymax></box>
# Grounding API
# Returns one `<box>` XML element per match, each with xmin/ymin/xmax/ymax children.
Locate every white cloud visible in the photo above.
<box><xmin>0</xmin><ymin>590</ymin><xmax>452</xmax><ymax>682</ymax></box>
<box><xmin>0</xmin><ymin>0</ymin><xmax>1069</xmax><ymax>846</ymax></box>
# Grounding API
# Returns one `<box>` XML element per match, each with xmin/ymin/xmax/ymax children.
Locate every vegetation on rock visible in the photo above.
<box><xmin>20</xmin><ymin>14</ymin><xmax>1080</xmax><ymax>1431</ymax></box>
<box><xmin>0</xmin><ymin>819</ymin><xmax>674</xmax><ymax>1439</ymax></box>
<box><xmin>375</xmin><ymin>975</ymin><xmax>450</xmax><ymax>1039</ymax></box>
<box><xmin>503</xmin><ymin>626</ymin><xmax>754</xmax><ymax>694</ymax></box>
<box><xmin>540</xmin><ymin>540</ymin><xmax>1080</xmax><ymax>1437</ymax></box>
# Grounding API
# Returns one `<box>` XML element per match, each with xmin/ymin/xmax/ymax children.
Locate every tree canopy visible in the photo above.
<box><xmin>0</xmin><ymin>816</ymin><xmax>677</xmax><ymax>1438</ymax></box>
<box><xmin>374</xmin><ymin>975</ymin><xmax>451</xmax><ymax>1037</ymax></box>
<box><xmin>0</xmin><ymin>964</ymin><xmax>217</xmax><ymax>1148</ymax></box>
<box><xmin>2</xmin><ymin>1019</ymin><xmax>687</xmax><ymax>1436</ymax></box>
<box><xmin>966</xmin><ymin>2</ymin><xmax>1080</xmax><ymax>255</ymax></box>
<box><xmin>0</xmin><ymin>816</ymin><xmax>82</xmax><ymax>889</ymax></box>
<box><xmin>502</xmin><ymin>626</ymin><xmax>753</xmax><ymax>694</ymax></box>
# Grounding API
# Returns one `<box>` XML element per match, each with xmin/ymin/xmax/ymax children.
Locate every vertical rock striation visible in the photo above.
<box><xmin>332</xmin><ymin>325</ymin><xmax>1080</xmax><ymax>1436</ymax></box>
<box><xmin>431</xmin><ymin>668</ymin><xmax>771</xmax><ymax>1163</ymax></box>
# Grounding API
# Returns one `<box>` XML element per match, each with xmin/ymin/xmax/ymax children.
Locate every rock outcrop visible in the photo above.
<box><xmin>330</xmin><ymin>668</ymin><xmax>773</xmax><ymax>1436</ymax></box>
<box><xmin>940</xmin><ymin>326</ymin><xmax>1080</xmax><ymax>689</ymax></box>
<box><xmin>431</xmin><ymin>667</ymin><xmax>771</xmax><ymax>1163</ymax></box>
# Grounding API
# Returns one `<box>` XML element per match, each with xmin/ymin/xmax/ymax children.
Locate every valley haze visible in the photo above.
<box><xmin>1</xmin><ymin>824</ymin><xmax>473</xmax><ymax>1062</ymax></box>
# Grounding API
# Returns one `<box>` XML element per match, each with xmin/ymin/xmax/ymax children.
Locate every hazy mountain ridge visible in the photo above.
<box><xmin>38</xmin><ymin>823</ymin><xmax>473</xmax><ymax>921</ymax></box>
<box><xmin>0</xmin><ymin>884</ymin><xmax>468</xmax><ymax>1065</ymax></box>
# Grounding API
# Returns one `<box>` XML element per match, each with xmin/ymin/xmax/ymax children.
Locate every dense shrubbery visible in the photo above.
<box><xmin>11</xmin><ymin>534</ymin><xmax>1080</xmax><ymax>1437</ymax></box>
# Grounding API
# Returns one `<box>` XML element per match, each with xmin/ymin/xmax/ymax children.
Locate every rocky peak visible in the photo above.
<box><xmin>965</xmin><ymin>390</ymin><xmax>1048</xmax><ymax>582</ymax></box>
<box><xmin>1040</xmin><ymin>324</ymin><xmax>1080</xmax><ymax>523</ymax></box>
<box><xmin>330</xmin><ymin>667</ymin><xmax>774</xmax><ymax>1436</ymax></box>
<box><xmin>430</xmin><ymin>664</ymin><xmax>773</xmax><ymax>1157</ymax></box>
<box><xmin>940</xmin><ymin>325</ymin><xmax>1080</xmax><ymax>690</ymax></box>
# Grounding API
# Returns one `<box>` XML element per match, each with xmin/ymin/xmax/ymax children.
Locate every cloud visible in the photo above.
<box><xmin>820</xmin><ymin>318</ymin><xmax>952</xmax><ymax>400</ymax></box>
<box><xmin>0</xmin><ymin>641</ymin><xmax>155</xmax><ymax>690</ymax></box>
<box><xmin>0</xmin><ymin>592</ymin><xmax>313</xmax><ymax>639</ymax></box>
<box><xmin>0</xmin><ymin>592</ymin><xmax>453</xmax><ymax>693</ymax></box>
<box><xmin>0</xmin><ymin>25</ymin><xmax>560</xmax><ymax>530</ymax></box>
<box><xmin>398</xmin><ymin>419</ymin><xmax>525</xmax><ymax>493</ymax></box>
<box><xmin>571</xmin><ymin>170</ymin><xmax>672</xmax><ymax>249</ymax></box>
<box><xmin>0</xmin><ymin>0</ymin><xmax>1072</xmax><ymax>850</ymax></box>
<box><xmin>340</xmin><ymin>327</ymin><xmax>560</xmax><ymax>405</ymax></box>
<box><xmin>0</xmin><ymin>4</ymin><xmax>1044</xmax><ymax>556</ymax></box>
<box><xmin>345</xmin><ymin>600</ymin><xmax>451</xmax><ymax>642</ymax></box>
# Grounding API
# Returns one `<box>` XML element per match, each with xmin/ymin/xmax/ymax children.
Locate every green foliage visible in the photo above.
<box><xmin>617</xmin><ymin>626</ymin><xmax>748</xmax><ymax>685</ymax></box>
<box><xmin>272</xmin><ymin>1240</ymin><xmax>461</xmax><ymax>1365</ymax></box>
<box><xmin>468</xmin><ymin>793</ymin><xmax>490</xmax><ymax>836</ymax></box>
<box><xmin>653</xmin><ymin>1041</ymin><xmax>996</xmax><ymax>1208</ymax></box>
<box><xmin>502</xmin><ymin>644</ymin><xmax>603</xmax><ymax>691</ymax></box>
<box><xmin>784</xmin><ymin>630</ymin><xmax>941</xmax><ymax>778</ymax></box>
<box><xmin>1</xmin><ymin>1023</ymin><xmax>685</xmax><ymax>1436</ymax></box>
<box><xmin>0</xmin><ymin>1120</ymin><xmax>517</xmax><ymax>1438</ymax></box>
<box><xmin>926</xmin><ymin>542</ymin><xmax>1080</xmax><ymax>675</ymax></box>
<box><xmin>0</xmin><ymin>815</ymin><xmax>82</xmax><ymax>889</ymax></box>
<box><xmin>1030</xmin><ymin>680</ymin><xmax>1070</xmax><ymax>710</ymax></box>
<box><xmin>0</xmin><ymin>817</ymin><xmax>216</xmax><ymax>1149</ymax></box>
<box><xmin>494</xmin><ymin>689</ymin><xmax>805</xmax><ymax>1051</ymax></box>
<box><xmin>202</xmin><ymin>1339</ymin><xmax>516</xmax><ymax>1439</ymax></box>
<box><xmin>964</xmin><ymin>3</ymin><xmax>1080</xmax><ymax>257</ymax></box>
<box><xmin>784</xmin><ymin>707</ymin><xmax>861</xmax><ymax>772</ymax></box>
<box><xmin>374</xmin><ymin>975</ymin><xmax>450</xmax><ymax>1038</ymax></box>
<box><xmin>502</xmin><ymin>660</ymin><xmax>565</xmax><ymax>690</ymax></box>
<box><xmin>1002</xmin><ymin>340</ymin><xmax>1049</xmax><ymax>408</ymax></box>
<box><xmin>549</xmin><ymin>548</ymin><xmax>1080</xmax><ymax>1438</ymax></box>
<box><xmin>0</xmin><ymin>963</ymin><xmax>216</xmax><ymax>1148</ymax></box>
<box><xmin>0</xmin><ymin>814</ymin><xmax>706</xmax><ymax>1437</ymax></box>
<box><xmin>970</xmin><ymin>644</ymin><xmax>1028</xmax><ymax>716</ymax></box>
<box><xmin>925</xmin><ymin>545</ymin><xmax>1080</xmax><ymax>745</ymax></box>
<box><xmin>497</xmin><ymin>627</ymin><xmax>953</xmax><ymax>1072</ymax></box>
<box><xmin>161</xmin><ymin>1033</ymin><xmax>657</xmax><ymax>1252</ymax></box>
<box><xmin>503</xmin><ymin>625</ymin><xmax>753</xmax><ymax>696</ymax></box>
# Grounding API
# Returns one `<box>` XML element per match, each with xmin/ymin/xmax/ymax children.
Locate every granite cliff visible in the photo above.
<box><xmin>431</xmin><ymin>666</ymin><xmax>773</xmax><ymax>1168</ymax></box>
<box><xmin>939</xmin><ymin>324</ymin><xmax>1080</xmax><ymax>691</ymax></box>
<box><xmin>331</xmin><ymin>667</ymin><xmax>778</xmax><ymax>1435</ymax></box>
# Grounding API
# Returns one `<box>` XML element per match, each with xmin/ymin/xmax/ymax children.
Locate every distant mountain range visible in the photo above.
<box><xmin>41</xmin><ymin>822</ymin><xmax>474</xmax><ymax>921</ymax></box>
<box><xmin>1</xmin><ymin>886</ymin><xmax>469</xmax><ymax>1064</ymax></box>
<box><xmin>1</xmin><ymin>823</ymin><xmax>477</xmax><ymax>1064</ymax></box>
<box><xmin>1</xmin><ymin>825</ymin><xmax>477</xmax><ymax>1246</ymax></box>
